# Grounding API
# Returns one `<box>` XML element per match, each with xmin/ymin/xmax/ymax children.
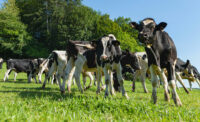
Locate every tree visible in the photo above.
<box><xmin>0</xmin><ymin>0</ymin><xmax>31</xmax><ymax>58</ymax></box>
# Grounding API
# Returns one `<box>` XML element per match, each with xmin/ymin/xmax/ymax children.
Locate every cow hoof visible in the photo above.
<box><xmin>124</xmin><ymin>94</ymin><xmax>129</xmax><ymax>100</ymax></box>
<box><xmin>152</xmin><ymin>91</ymin><xmax>157</xmax><ymax>104</ymax></box>
<box><xmin>101</xmin><ymin>85</ymin><xmax>106</xmax><ymax>91</ymax></box>
<box><xmin>61</xmin><ymin>90</ymin><xmax>65</xmax><ymax>94</ymax></box>
<box><xmin>104</xmin><ymin>92</ymin><xmax>109</xmax><ymax>98</ymax></box>
<box><xmin>42</xmin><ymin>85</ymin><xmax>46</xmax><ymax>89</ymax></box>
<box><xmin>96</xmin><ymin>90</ymin><xmax>101</xmax><ymax>94</ymax></box>
<box><xmin>67</xmin><ymin>86</ymin><xmax>71</xmax><ymax>93</ymax></box>
<box><xmin>164</xmin><ymin>92</ymin><xmax>170</xmax><ymax>102</ymax></box>
<box><xmin>144</xmin><ymin>90</ymin><xmax>149</xmax><ymax>93</ymax></box>
<box><xmin>110</xmin><ymin>91</ymin><xmax>116</xmax><ymax>96</ymax></box>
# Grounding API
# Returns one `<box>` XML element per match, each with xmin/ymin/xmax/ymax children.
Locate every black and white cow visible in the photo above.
<box><xmin>113</xmin><ymin>50</ymin><xmax>141</xmax><ymax>91</ymax></box>
<box><xmin>41</xmin><ymin>50</ymin><xmax>94</xmax><ymax>91</ymax></box>
<box><xmin>4</xmin><ymin>59</ymin><xmax>34</xmax><ymax>82</ymax></box>
<box><xmin>131</xmin><ymin>52</ymin><xmax>149</xmax><ymax>93</ymax></box>
<box><xmin>130</xmin><ymin>18</ymin><xmax>182</xmax><ymax>106</ymax></box>
<box><xmin>60</xmin><ymin>41</ymin><xmax>100</xmax><ymax>93</ymax></box>
<box><xmin>41</xmin><ymin>50</ymin><xmax>69</xmax><ymax>89</ymax></box>
<box><xmin>176</xmin><ymin>59</ymin><xmax>200</xmax><ymax>90</ymax></box>
<box><xmin>61</xmin><ymin>34</ymin><xmax>129</xmax><ymax>98</ymax></box>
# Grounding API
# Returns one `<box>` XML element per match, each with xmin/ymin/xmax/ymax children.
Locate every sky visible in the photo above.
<box><xmin>82</xmin><ymin>0</ymin><xmax>200</xmax><ymax>88</ymax></box>
<box><xmin>0</xmin><ymin>0</ymin><xmax>200</xmax><ymax>70</ymax></box>
<box><xmin>82</xmin><ymin>0</ymin><xmax>200</xmax><ymax>72</ymax></box>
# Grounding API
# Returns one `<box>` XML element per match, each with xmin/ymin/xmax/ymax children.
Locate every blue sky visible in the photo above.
<box><xmin>82</xmin><ymin>0</ymin><xmax>200</xmax><ymax>71</ymax></box>
<box><xmin>0</xmin><ymin>0</ymin><xmax>200</xmax><ymax>71</ymax></box>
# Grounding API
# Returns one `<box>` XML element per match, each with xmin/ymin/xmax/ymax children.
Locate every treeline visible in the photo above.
<box><xmin>0</xmin><ymin>0</ymin><xmax>144</xmax><ymax>59</ymax></box>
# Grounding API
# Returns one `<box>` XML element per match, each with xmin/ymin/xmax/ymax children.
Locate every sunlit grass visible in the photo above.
<box><xmin>0</xmin><ymin>63</ymin><xmax>200</xmax><ymax>121</ymax></box>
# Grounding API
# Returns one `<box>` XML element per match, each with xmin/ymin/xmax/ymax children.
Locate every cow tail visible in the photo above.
<box><xmin>52</xmin><ymin>52</ymin><xmax>58</xmax><ymax>65</ymax></box>
<box><xmin>66</xmin><ymin>40</ymin><xmax>78</xmax><ymax>59</ymax></box>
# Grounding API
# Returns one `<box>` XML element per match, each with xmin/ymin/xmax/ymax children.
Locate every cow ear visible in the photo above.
<box><xmin>156</xmin><ymin>22</ymin><xmax>167</xmax><ymax>30</ymax></box>
<box><xmin>112</xmin><ymin>40</ymin><xmax>120</xmax><ymax>46</ymax></box>
<box><xmin>184</xmin><ymin>59</ymin><xmax>190</xmax><ymax>68</ymax></box>
<box><xmin>130</xmin><ymin>22</ymin><xmax>140</xmax><ymax>30</ymax></box>
<box><xmin>125</xmin><ymin>49</ymin><xmax>130</xmax><ymax>55</ymax></box>
<box><xmin>142</xmin><ymin>54</ymin><xmax>147</xmax><ymax>60</ymax></box>
<box><xmin>91</xmin><ymin>40</ymin><xmax>97</xmax><ymax>48</ymax></box>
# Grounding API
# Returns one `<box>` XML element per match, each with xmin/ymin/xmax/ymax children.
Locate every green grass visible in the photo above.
<box><xmin>0</xmin><ymin>63</ymin><xmax>200</xmax><ymax>121</ymax></box>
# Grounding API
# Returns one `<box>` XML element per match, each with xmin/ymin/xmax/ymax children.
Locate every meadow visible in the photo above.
<box><xmin>0</xmin><ymin>63</ymin><xmax>200</xmax><ymax>121</ymax></box>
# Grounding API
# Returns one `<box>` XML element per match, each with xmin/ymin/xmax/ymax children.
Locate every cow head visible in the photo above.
<box><xmin>130</xmin><ymin>18</ymin><xmax>167</xmax><ymax>46</ymax></box>
<box><xmin>93</xmin><ymin>34</ymin><xmax>121</xmax><ymax>66</ymax></box>
<box><xmin>182</xmin><ymin>60</ymin><xmax>194</xmax><ymax>77</ymax></box>
<box><xmin>122</xmin><ymin>50</ymin><xmax>141</xmax><ymax>70</ymax></box>
<box><xmin>0</xmin><ymin>58</ymin><xmax>4</xmax><ymax>69</ymax></box>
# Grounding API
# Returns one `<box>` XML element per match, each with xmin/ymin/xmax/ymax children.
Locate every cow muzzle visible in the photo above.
<box><xmin>101</xmin><ymin>55</ymin><xmax>108</xmax><ymax>61</ymax></box>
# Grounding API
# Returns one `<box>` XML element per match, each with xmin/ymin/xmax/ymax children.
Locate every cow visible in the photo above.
<box><xmin>176</xmin><ymin>61</ymin><xmax>200</xmax><ymax>90</ymax></box>
<box><xmin>61</xmin><ymin>34</ymin><xmax>129</xmax><ymax>99</ymax></box>
<box><xmin>3</xmin><ymin>59</ymin><xmax>34</xmax><ymax>82</ymax></box>
<box><xmin>131</xmin><ymin>52</ymin><xmax>149</xmax><ymax>93</ymax></box>
<box><xmin>175</xmin><ymin>58</ymin><xmax>194</xmax><ymax>92</ymax></box>
<box><xmin>130</xmin><ymin>18</ymin><xmax>182</xmax><ymax>106</ymax></box>
<box><xmin>113</xmin><ymin>50</ymin><xmax>141</xmax><ymax>91</ymax></box>
<box><xmin>41</xmin><ymin>50</ymin><xmax>94</xmax><ymax>91</ymax></box>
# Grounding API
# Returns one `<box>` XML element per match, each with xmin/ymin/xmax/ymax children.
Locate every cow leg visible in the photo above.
<box><xmin>176</xmin><ymin>72</ymin><xmax>189</xmax><ymax>94</ymax></box>
<box><xmin>73</xmin><ymin>57</ymin><xmax>85</xmax><ymax>94</ymax></box>
<box><xmin>109</xmin><ymin>71</ymin><xmax>115</xmax><ymax>96</ymax></box>
<box><xmin>4</xmin><ymin>69</ymin><xmax>11</xmax><ymax>81</ymax></box>
<box><xmin>42</xmin><ymin>62</ymin><xmax>56</xmax><ymax>89</ymax></box>
<box><xmin>141</xmin><ymin>72</ymin><xmax>148</xmax><ymax>93</ymax></box>
<box><xmin>196</xmin><ymin>79</ymin><xmax>200</xmax><ymax>88</ymax></box>
<box><xmin>103</xmin><ymin>66</ymin><xmax>110</xmax><ymax>97</ymax></box>
<box><xmin>115</xmin><ymin>63</ymin><xmax>129</xmax><ymax>99</ymax></box>
<box><xmin>189</xmin><ymin>81</ymin><xmax>192</xmax><ymax>91</ymax></box>
<box><xmin>56</xmin><ymin>74</ymin><xmax>62</xmax><ymax>90</ymax></box>
<box><xmin>150</xmin><ymin>65</ymin><xmax>159</xmax><ymax>104</ymax></box>
<box><xmin>38</xmin><ymin>67</ymin><xmax>46</xmax><ymax>84</ymax></box>
<box><xmin>96</xmin><ymin>67</ymin><xmax>102</xmax><ymax>94</ymax></box>
<box><xmin>132</xmin><ymin>70</ymin><xmax>139</xmax><ymax>92</ymax></box>
<box><xmin>33</xmin><ymin>75</ymin><xmax>37</xmax><ymax>83</ymax></box>
<box><xmin>84</xmin><ymin>72</ymin><xmax>94</xmax><ymax>90</ymax></box>
<box><xmin>66</xmin><ymin>67</ymin><xmax>75</xmax><ymax>93</ymax></box>
<box><xmin>28</xmin><ymin>72</ymin><xmax>32</xmax><ymax>83</ymax></box>
<box><xmin>14</xmin><ymin>72</ymin><xmax>17</xmax><ymax>82</ymax></box>
<box><xmin>82</xmin><ymin>73</ymin><xmax>87</xmax><ymax>90</ymax></box>
<box><xmin>167</xmin><ymin>62</ymin><xmax>182</xmax><ymax>106</ymax></box>
<box><xmin>51</xmin><ymin>74</ymin><xmax>55</xmax><ymax>84</ymax></box>
<box><xmin>158</xmin><ymin>69</ymin><xmax>170</xmax><ymax>102</ymax></box>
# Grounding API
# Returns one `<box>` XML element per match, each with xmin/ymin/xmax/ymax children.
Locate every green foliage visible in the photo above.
<box><xmin>0</xmin><ymin>0</ymin><xmax>143</xmax><ymax>58</ymax></box>
<box><xmin>0</xmin><ymin>0</ymin><xmax>31</xmax><ymax>58</ymax></box>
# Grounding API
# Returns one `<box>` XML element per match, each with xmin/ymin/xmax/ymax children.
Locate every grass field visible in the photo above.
<box><xmin>0</xmin><ymin>63</ymin><xmax>200</xmax><ymax>121</ymax></box>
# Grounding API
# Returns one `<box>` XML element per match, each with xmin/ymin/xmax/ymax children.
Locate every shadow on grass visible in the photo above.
<box><xmin>0</xmin><ymin>85</ymin><xmax>98</xmax><ymax>101</ymax></box>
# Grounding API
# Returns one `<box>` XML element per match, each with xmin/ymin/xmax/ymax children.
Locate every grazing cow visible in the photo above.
<box><xmin>60</xmin><ymin>41</ymin><xmax>100</xmax><ymax>93</ymax></box>
<box><xmin>113</xmin><ymin>50</ymin><xmax>141</xmax><ymax>91</ymax></box>
<box><xmin>175</xmin><ymin>58</ymin><xmax>193</xmax><ymax>92</ymax></box>
<box><xmin>189</xmin><ymin>66</ymin><xmax>200</xmax><ymax>89</ymax></box>
<box><xmin>0</xmin><ymin>58</ymin><xmax>3</xmax><ymax>69</ymax></box>
<box><xmin>61</xmin><ymin>34</ymin><xmax>129</xmax><ymax>98</ymax></box>
<box><xmin>42</xmin><ymin>50</ymin><xmax>68</xmax><ymax>89</ymax></box>
<box><xmin>130</xmin><ymin>18</ymin><xmax>182</xmax><ymax>106</ymax></box>
<box><xmin>41</xmin><ymin>50</ymin><xmax>94</xmax><ymax>90</ymax></box>
<box><xmin>4</xmin><ymin>59</ymin><xmax>34</xmax><ymax>82</ymax></box>
<box><xmin>132</xmin><ymin>52</ymin><xmax>149</xmax><ymax>93</ymax></box>
<box><xmin>176</xmin><ymin>61</ymin><xmax>200</xmax><ymax>90</ymax></box>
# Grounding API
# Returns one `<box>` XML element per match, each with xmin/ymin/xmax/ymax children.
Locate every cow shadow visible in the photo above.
<box><xmin>0</xmin><ymin>85</ymin><xmax>97</xmax><ymax>101</ymax></box>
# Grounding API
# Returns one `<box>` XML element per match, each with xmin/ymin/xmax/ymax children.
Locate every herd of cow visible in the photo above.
<box><xmin>0</xmin><ymin>18</ymin><xmax>200</xmax><ymax>106</ymax></box>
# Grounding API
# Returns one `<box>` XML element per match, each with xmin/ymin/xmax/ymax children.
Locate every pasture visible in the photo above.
<box><xmin>0</xmin><ymin>63</ymin><xmax>200</xmax><ymax>121</ymax></box>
